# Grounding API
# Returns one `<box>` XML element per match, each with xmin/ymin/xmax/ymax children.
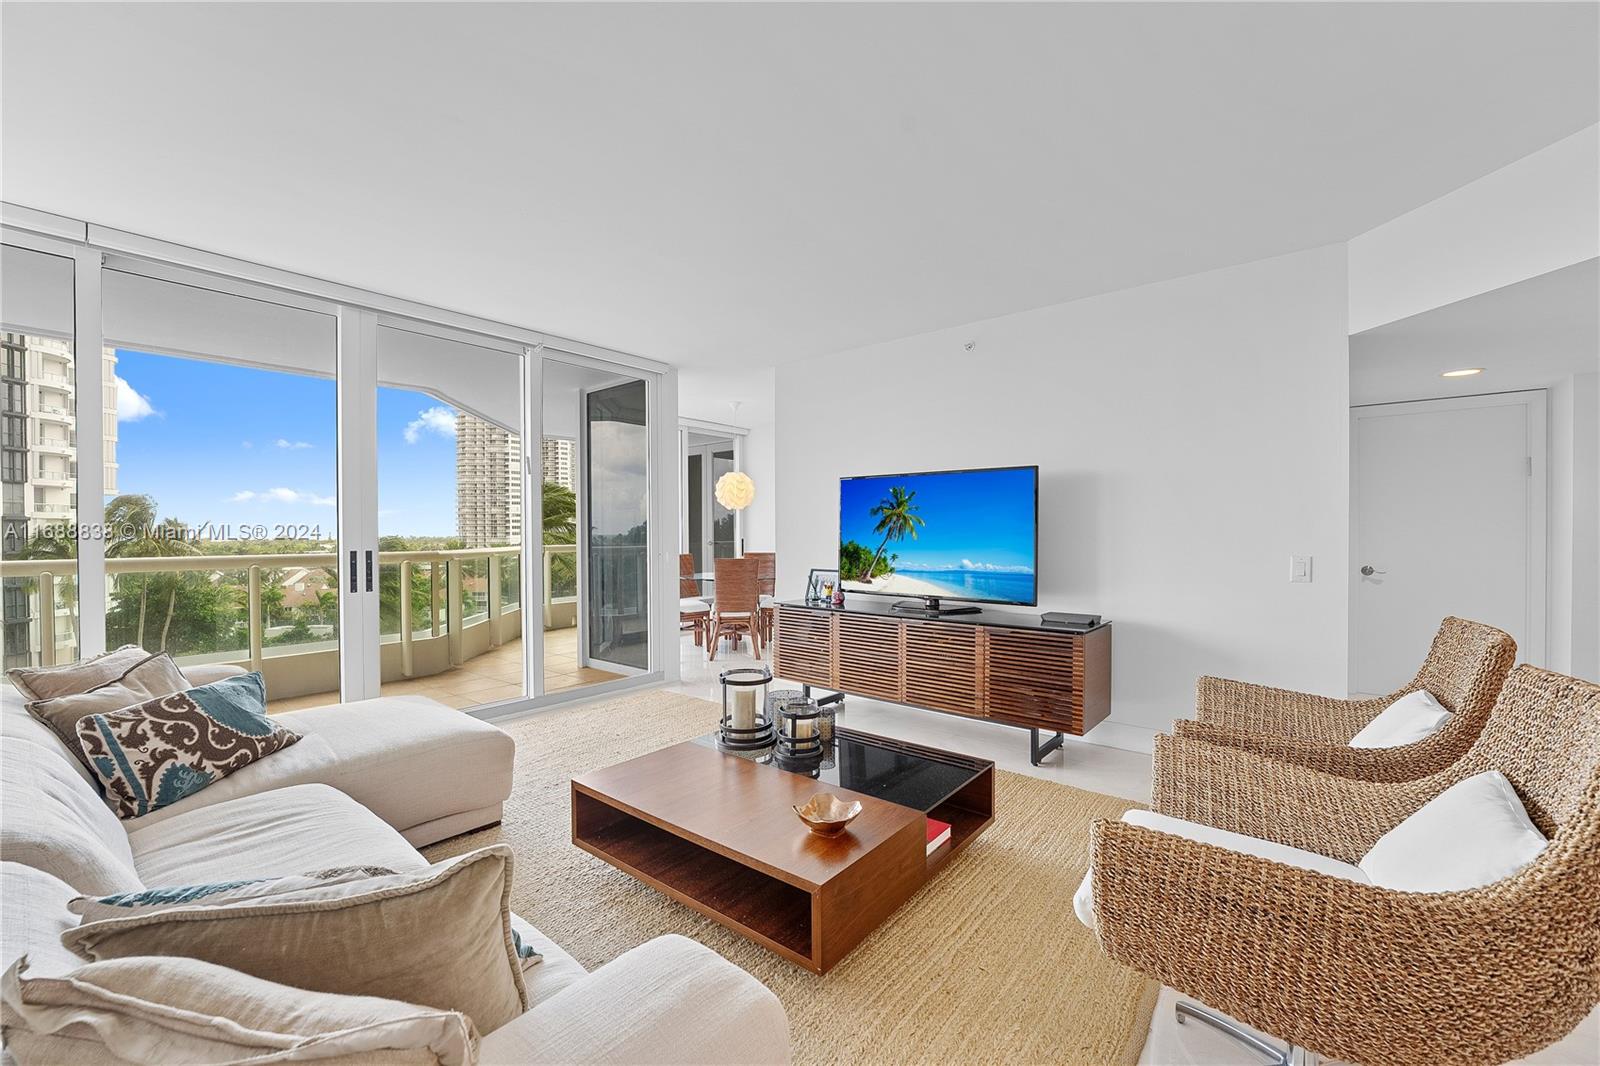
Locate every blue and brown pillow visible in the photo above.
<box><xmin>76</xmin><ymin>672</ymin><xmax>300</xmax><ymax>819</ymax></box>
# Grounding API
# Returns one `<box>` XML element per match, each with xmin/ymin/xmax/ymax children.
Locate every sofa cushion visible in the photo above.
<box><xmin>64</xmin><ymin>846</ymin><xmax>530</xmax><ymax>1036</ymax></box>
<box><xmin>0</xmin><ymin>733</ymin><xmax>142</xmax><ymax>896</ymax></box>
<box><xmin>1359</xmin><ymin>770</ymin><xmax>1548</xmax><ymax>891</ymax></box>
<box><xmin>1075</xmin><ymin>809</ymin><xmax>1368</xmax><ymax>928</ymax></box>
<box><xmin>479</xmin><ymin>935</ymin><xmax>790</xmax><ymax>1065</ymax></box>
<box><xmin>119</xmin><ymin>732</ymin><xmax>342</xmax><ymax>833</ymax></box>
<box><xmin>3</xmin><ymin>696</ymin><xmax>97</xmax><ymax>788</ymax></box>
<box><xmin>6</xmin><ymin>645</ymin><xmax>148</xmax><ymax>702</ymax></box>
<box><xmin>510</xmin><ymin>919</ymin><xmax>587</xmax><ymax>1007</ymax></box>
<box><xmin>127</xmin><ymin>783</ymin><xmax>426</xmax><ymax>887</ymax></box>
<box><xmin>27</xmin><ymin>652</ymin><xmax>190</xmax><ymax>776</ymax></box>
<box><xmin>276</xmin><ymin>695</ymin><xmax>514</xmax><ymax>838</ymax></box>
<box><xmin>1</xmin><ymin>954</ymin><xmax>477</xmax><ymax>1066</ymax></box>
<box><xmin>1</xmin><ymin>863</ymin><xmax>88</xmax><ymax>979</ymax></box>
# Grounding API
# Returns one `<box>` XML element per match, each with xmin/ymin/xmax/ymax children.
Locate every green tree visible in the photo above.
<box><xmin>99</xmin><ymin>496</ymin><xmax>202</xmax><ymax>651</ymax></box>
<box><xmin>857</xmin><ymin>486</ymin><xmax>925</xmax><ymax>581</ymax></box>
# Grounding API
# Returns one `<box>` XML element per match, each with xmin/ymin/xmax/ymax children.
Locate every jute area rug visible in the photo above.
<box><xmin>423</xmin><ymin>689</ymin><xmax>1157</xmax><ymax>1065</ymax></box>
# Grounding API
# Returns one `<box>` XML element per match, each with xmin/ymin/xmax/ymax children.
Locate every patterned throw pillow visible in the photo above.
<box><xmin>75</xmin><ymin>672</ymin><xmax>300</xmax><ymax>819</ymax></box>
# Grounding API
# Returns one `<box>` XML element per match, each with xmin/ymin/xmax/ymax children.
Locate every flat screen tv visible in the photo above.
<box><xmin>839</xmin><ymin>465</ymin><xmax>1038</xmax><ymax>613</ymax></box>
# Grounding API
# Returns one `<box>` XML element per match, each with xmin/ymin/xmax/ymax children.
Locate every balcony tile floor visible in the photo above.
<box><xmin>265</xmin><ymin>628</ymin><xmax>620</xmax><ymax>713</ymax></box>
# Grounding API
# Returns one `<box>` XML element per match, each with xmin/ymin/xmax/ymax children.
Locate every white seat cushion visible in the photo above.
<box><xmin>127</xmin><ymin>783</ymin><xmax>426</xmax><ymax>887</ymax></box>
<box><xmin>1348</xmin><ymin>689</ymin><xmax>1451</xmax><ymax>749</ymax></box>
<box><xmin>273</xmin><ymin>696</ymin><xmax>514</xmax><ymax>839</ymax></box>
<box><xmin>0</xmin><ymin>733</ymin><xmax>141</xmax><ymax>896</ymax></box>
<box><xmin>512</xmin><ymin>920</ymin><xmax>589</xmax><ymax>1007</ymax></box>
<box><xmin>680</xmin><ymin>598</ymin><xmax>711</xmax><ymax>613</ymax></box>
<box><xmin>121</xmin><ymin>733</ymin><xmax>342</xmax><ymax>834</ymax></box>
<box><xmin>1360</xmin><ymin>770</ymin><xmax>1548</xmax><ymax>891</ymax></box>
<box><xmin>1</xmin><ymin>862</ymin><xmax>88</xmax><ymax>978</ymax></box>
<box><xmin>1074</xmin><ymin>809</ymin><xmax>1368</xmax><ymax>928</ymax></box>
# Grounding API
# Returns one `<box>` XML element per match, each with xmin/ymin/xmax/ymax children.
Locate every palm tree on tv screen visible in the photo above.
<box><xmin>860</xmin><ymin>486</ymin><xmax>925</xmax><ymax>582</ymax></box>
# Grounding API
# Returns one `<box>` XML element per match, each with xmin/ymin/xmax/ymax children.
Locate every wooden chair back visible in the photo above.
<box><xmin>679</xmin><ymin>554</ymin><xmax>698</xmax><ymax>598</ymax></box>
<box><xmin>714</xmin><ymin>557</ymin><xmax>759</xmax><ymax>615</ymax></box>
<box><xmin>745</xmin><ymin>552</ymin><xmax>777</xmax><ymax>597</ymax></box>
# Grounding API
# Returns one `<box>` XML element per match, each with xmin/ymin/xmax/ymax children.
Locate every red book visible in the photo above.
<box><xmin>926</xmin><ymin>816</ymin><xmax>952</xmax><ymax>855</ymax></box>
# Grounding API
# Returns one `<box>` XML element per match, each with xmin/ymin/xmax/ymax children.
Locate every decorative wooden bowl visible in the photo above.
<box><xmin>793</xmin><ymin>793</ymin><xmax>863</xmax><ymax>837</ymax></box>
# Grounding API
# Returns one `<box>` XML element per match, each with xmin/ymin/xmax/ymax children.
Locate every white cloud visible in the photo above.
<box><xmin>404</xmin><ymin>406</ymin><xmax>457</xmax><ymax>444</ymax></box>
<box><xmin>274</xmin><ymin>439</ymin><xmax>313</xmax><ymax>450</ymax></box>
<box><xmin>230</xmin><ymin>487</ymin><xmax>336</xmax><ymax>507</ymax></box>
<box><xmin>114</xmin><ymin>375</ymin><xmax>157</xmax><ymax>422</ymax></box>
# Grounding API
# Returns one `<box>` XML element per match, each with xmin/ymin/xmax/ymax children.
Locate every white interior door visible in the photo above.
<box><xmin>1351</xmin><ymin>392</ymin><xmax>1547</xmax><ymax>694</ymax></box>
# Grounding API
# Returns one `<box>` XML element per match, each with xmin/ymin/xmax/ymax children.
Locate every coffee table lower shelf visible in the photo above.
<box><xmin>574</xmin><ymin>792</ymin><xmax>815</xmax><ymax>964</ymax></box>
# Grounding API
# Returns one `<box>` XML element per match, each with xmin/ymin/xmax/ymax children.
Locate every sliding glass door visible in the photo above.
<box><xmin>98</xmin><ymin>264</ymin><xmax>343</xmax><ymax>712</ymax></box>
<box><xmin>1</xmin><ymin>243</ymin><xmax>81</xmax><ymax>672</ymax></box>
<box><xmin>2</xmin><ymin>219</ymin><xmax>667</xmax><ymax>715</ymax></box>
<box><xmin>373</xmin><ymin>323</ymin><xmax>527</xmax><ymax>711</ymax></box>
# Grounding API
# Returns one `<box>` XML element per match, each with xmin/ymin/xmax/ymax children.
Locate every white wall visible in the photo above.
<box><xmin>678</xmin><ymin>366</ymin><xmax>777</xmax><ymax>552</ymax></box>
<box><xmin>776</xmin><ymin>245</ymin><xmax>1350</xmax><ymax>749</ymax></box>
<box><xmin>1348</xmin><ymin>124</ymin><xmax>1599</xmax><ymax>333</ymax></box>
<box><xmin>1551</xmin><ymin>373</ymin><xmax>1600</xmax><ymax>680</ymax></box>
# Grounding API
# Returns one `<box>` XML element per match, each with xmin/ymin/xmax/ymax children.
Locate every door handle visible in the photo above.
<box><xmin>365</xmin><ymin>550</ymin><xmax>374</xmax><ymax>593</ymax></box>
<box><xmin>349</xmin><ymin>551</ymin><xmax>358</xmax><ymax>592</ymax></box>
<box><xmin>1359</xmin><ymin>565</ymin><xmax>1388</xmax><ymax>577</ymax></box>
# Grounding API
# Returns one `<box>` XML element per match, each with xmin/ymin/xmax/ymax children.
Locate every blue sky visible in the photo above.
<box><xmin>113</xmin><ymin>350</ymin><xmax>463</xmax><ymax>539</ymax></box>
<box><xmin>839</xmin><ymin>467</ymin><xmax>1035</xmax><ymax>572</ymax></box>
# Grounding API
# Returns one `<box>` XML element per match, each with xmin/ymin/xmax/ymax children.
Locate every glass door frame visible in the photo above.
<box><xmin>677</xmin><ymin>418</ymin><xmax>747</xmax><ymax>573</ymax></box>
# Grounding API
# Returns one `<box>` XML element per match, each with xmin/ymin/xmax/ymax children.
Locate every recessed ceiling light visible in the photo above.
<box><xmin>1441</xmin><ymin>368</ymin><xmax>1484</xmax><ymax>378</ymax></box>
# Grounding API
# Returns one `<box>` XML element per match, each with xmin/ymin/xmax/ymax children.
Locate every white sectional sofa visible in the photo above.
<box><xmin>1</xmin><ymin>670</ymin><xmax>791</xmax><ymax>1064</ymax></box>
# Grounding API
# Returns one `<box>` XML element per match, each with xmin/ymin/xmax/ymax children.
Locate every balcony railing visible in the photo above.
<box><xmin>1</xmin><ymin>544</ymin><xmax>579</xmax><ymax>685</ymax></box>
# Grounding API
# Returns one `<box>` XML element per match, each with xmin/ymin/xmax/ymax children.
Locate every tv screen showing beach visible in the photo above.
<box><xmin>838</xmin><ymin>466</ymin><xmax>1037</xmax><ymax>605</ymax></box>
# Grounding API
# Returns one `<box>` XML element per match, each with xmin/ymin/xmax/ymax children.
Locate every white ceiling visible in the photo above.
<box><xmin>3</xmin><ymin>3</ymin><xmax>1596</xmax><ymax>370</ymax></box>
<box><xmin>1350</xmin><ymin>258</ymin><xmax>1600</xmax><ymax>405</ymax></box>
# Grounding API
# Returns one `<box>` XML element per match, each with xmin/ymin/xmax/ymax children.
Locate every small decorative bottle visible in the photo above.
<box><xmin>832</xmin><ymin>579</ymin><xmax>845</xmax><ymax>608</ymax></box>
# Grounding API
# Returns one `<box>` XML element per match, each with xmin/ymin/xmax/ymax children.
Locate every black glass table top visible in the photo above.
<box><xmin>692</xmin><ymin>728</ymin><xmax>986</xmax><ymax>814</ymax></box>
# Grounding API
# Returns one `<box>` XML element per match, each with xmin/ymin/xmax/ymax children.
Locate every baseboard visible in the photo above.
<box><xmin>1073</xmin><ymin>719</ymin><xmax>1160</xmax><ymax>755</ymax></box>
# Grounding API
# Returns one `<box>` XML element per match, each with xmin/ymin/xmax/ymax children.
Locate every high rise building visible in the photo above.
<box><xmin>2</xmin><ymin>334</ymin><xmax>119</xmax><ymax>668</ymax></box>
<box><xmin>455</xmin><ymin>412</ymin><xmax>522</xmax><ymax>548</ymax></box>
<box><xmin>540</xmin><ymin>437</ymin><xmax>575</xmax><ymax>491</ymax></box>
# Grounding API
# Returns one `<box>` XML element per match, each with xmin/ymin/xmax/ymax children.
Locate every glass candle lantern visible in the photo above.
<box><xmin>719</xmin><ymin>667</ymin><xmax>775</xmax><ymax>751</ymax></box>
<box><xmin>774</xmin><ymin>695</ymin><xmax>824</xmax><ymax>765</ymax></box>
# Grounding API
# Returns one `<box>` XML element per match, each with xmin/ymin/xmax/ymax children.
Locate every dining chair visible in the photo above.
<box><xmin>709</xmin><ymin>556</ymin><xmax>761</xmax><ymax>661</ymax></box>
<box><xmin>745</xmin><ymin>551</ymin><xmax>777</xmax><ymax>644</ymax></box>
<box><xmin>678</xmin><ymin>553</ymin><xmax>711</xmax><ymax>648</ymax></box>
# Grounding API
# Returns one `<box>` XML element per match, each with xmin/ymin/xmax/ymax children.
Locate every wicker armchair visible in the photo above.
<box><xmin>1090</xmin><ymin>665</ymin><xmax>1600</xmax><ymax>1066</ymax></box>
<box><xmin>1173</xmin><ymin>616</ymin><xmax>1515</xmax><ymax>781</ymax></box>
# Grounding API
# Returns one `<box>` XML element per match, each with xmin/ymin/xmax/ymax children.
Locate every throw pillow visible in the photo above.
<box><xmin>69</xmin><ymin>867</ymin><xmax>543</xmax><ymax>968</ymax></box>
<box><xmin>1359</xmin><ymin>770</ymin><xmax>1548</xmax><ymax>891</ymax></box>
<box><xmin>61</xmin><ymin>845</ymin><xmax>530</xmax><ymax>1034</ymax></box>
<box><xmin>76</xmin><ymin>672</ymin><xmax>299</xmax><ymax>819</ymax></box>
<box><xmin>1</xmin><ymin>954</ymin><xmax>477</xmax><ymax>1065</ymax></box>
<box><xmin>27</xmin><ymin>651</ymin><xmax>191</xmax><ymax>776</ymax></box>
<box><xmin>1347</xmin><ymin>689</ymin><xmax>1452</xmax><ymax>749</ymax></box>
<box><xmin>7</xmin><ymin>644</ymin><xmax>149</xmax><ymax>702</ymax></box>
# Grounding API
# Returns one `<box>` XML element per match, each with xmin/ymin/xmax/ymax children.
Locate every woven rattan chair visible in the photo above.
<box><xmin>679</xmin><ymin>554</ymin><xmax>710</xmax><ymax>647</ymax></box>
<box><xmin>1089</xmin><ymin>664</ymin><xmax>1600</xmax><ymax>1066</ymax></box>
<box><xmin>708</xmin><ymin>556</ymin><xmax>761</xmax><ymax>661</ymax></box>
<box><xmin>1173</xmin><ymin>616</ymin><xmax>1516</xmax><ymax>781</ymax></box>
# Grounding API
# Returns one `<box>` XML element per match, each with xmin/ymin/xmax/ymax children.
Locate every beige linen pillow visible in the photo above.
<box><xmin>8</xmin><ymin>645</ymin><xmax>150</xmax><ymax>702</ymax></box>
<box><xmin>1</xmin><ymin>954</ymin><xmax>477</xmax><ymax>1065</ymax></box>
<box><xmin>62</xmin><ymin>846</ymin><xmax>528</xmax><ymax>1034</ymax></box>
<box><xmin>28</xmin><ymin>652</ymin><xmax>190</xmax><ymax>773</ymax></box>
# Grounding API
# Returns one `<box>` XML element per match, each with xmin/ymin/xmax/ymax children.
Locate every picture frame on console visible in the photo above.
<box><xmin>804</xmin><ymin>568</ymin><xmax>840</xmax><ymax>604</ymax></box>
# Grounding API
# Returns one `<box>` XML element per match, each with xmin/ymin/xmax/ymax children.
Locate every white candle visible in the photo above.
<box><xmin>732</xmin><ymin>688</ymin><xmax>757</xmax><ymax>731</ymax></box>
<box><xmin>794</xmin><ymin>715</ymin><xmax>816</xmax><ymax>739</ymax></box>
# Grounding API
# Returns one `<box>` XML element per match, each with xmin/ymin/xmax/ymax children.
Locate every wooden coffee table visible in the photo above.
<box><xmin>571</xmin><ymin>729</ymin><xmax>994</xmax><ymax>973</ymax></box>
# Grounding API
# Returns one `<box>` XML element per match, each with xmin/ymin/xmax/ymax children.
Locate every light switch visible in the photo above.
<box><xmin>1289</xmin><ymin>555</ymin><xmax>1313</xmax><ymax>583</ymax></box>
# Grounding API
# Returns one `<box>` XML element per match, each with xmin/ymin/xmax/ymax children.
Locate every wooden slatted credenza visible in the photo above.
<box><xmin>772</xmin><ymin>599</ymin><xmax>1111</xmax><ymax>764</ymax></box>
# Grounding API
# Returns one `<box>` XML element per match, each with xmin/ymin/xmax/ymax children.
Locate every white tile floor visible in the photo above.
<box><xmin>664</xmin><ymin>633</ymin><xmax>1599</xmax><ymax>1066</ymax></box>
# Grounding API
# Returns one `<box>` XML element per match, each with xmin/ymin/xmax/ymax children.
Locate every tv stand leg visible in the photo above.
<box><xmin>799</xmin><ymin>684</ymin><xmax>845</xmax><ymax>708</ymax></box>
<box><xmin>1030</xmin><ymin>729</ymin><xmax>1064</xmax><ymax>766</ymax></box>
